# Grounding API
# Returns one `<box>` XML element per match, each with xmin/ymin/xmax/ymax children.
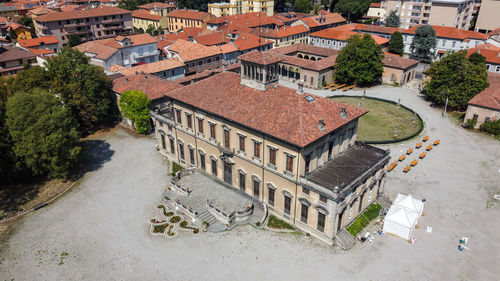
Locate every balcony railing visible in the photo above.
<box><xmin>133</xmin><ymin>50</ymin><xmax>160</xmax><ymax>58</ymax></box>
<box><xmin>64</xmin><ymin>22</ymin><xmax>87</xmax><ymax>28</ymax></box>
<box><xmin>102</xmin><ymin>18</ymin><xmax>123</xmax><ymax>24</ymax></box>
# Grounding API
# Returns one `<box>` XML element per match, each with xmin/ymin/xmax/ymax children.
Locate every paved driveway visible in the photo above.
<box><xmin>1</xmin><ymin>86</ymin><xmax>499</xmax><ymax>281</ymax></box>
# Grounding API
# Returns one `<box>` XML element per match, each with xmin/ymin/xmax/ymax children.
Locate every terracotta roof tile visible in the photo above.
<box><xmin>206</xmin><ymin>16</ymin><xmax>227</xmax><ymax>25</ymax></box>
<box><xmin>113</xmin><ymin>74</ymin><xmax>183</xmax><ymax>101</ymax></box>
<box><xmin>132</xmin><ymin>9</ymin><xmax>163</xmax><ymax>21</ymax></box>
<box><xmin>468</xmin><ymin>73</ymin><xmax>500</xmax><ymax>110</ymax></box>
<box><xmin>18</xmin><ymin>36</ymin><xmax>58</xmax><ymax>47</ymax></box>
<box><xmin>310</xmin><ymin>28</ymin><xmax>389</xmax><ymax>44</ymax></box>
<box><xmin>383</xmin><ymin>53</ymin><xmax>419</xmax><ymax>69</ymax></box>
<box><xmin>220</xmin><ymin>12</ymin><xmax>283</xmax><ymax>32</ymax></box>
<box><xmin>194</xmin><ymin>31</ymin><xmax>230</xmax><ymax>46</ymax></box>
<box><xmin>117</xmin><ymin>58</ymin><xmax>185</xmax><ymax>76</ymax></box>
<box><xmin>467</xmin><ymin>44</ymin><xmax>500</xmax><ymax>64</ymax></box>
<box><xmin>238</xmin><ymin>50</ymin><xmax>284</xmax><ymax>65</ymax></box>
<box><xmin>232</xmin><ymin>32</ymin><xmax>272</xmax><ymax>51</ymax></box>
<box><xmin>167</xmin><ymin>9</ymin><xmax>211</xmax><ymax>20</ymax></box>
<box><xmin>137</xmin><ymin>2</ymin><xmax>175</xmax><ymax>9</ymax></box>
<box><xmin>0</xmin><ymin>46</ymin><xmax>36</xmax><ymax>62</ymax></box>
<box><xmin>219</xmin><ymin>43</ymin><xmax>238</xmax><ymax>54</ymax></box>
<box><xmin>300</xmin><ymin>12</ymin><xmax>345</xmax><ymax>28</ymax></box>
<box><xmin>35</xmin><ymin>6</ymin><xmax>131</xmax><ymax>22</ymax></box>
<box><xmin>252</xmin><ymin>24</ymin><xmax>309</xmax><ymax>39</ymax></box>
<box><xmin>167</xmin><ymin>39</ymin><xmax>221</xmax><ymax>62</ymax></box>
<box><xmin>403</xmin><ymin>25</ymin><xmax>488</xmax><ymax>40</ymax></box>
<box><xmin>270</xmin><ymin>43</ymin><xmax>338</xmax><ymax>57</ymax></box>
<box><xmin>165</xmin><ymin>72</ymin><xmax>366</xmax><ymax>147</ymax></box>
<box><xmin>74</xmin><ymin>41</ymin><xmax>117</xmax><ymax>60</ymax></box>
<box><xmin>182</xmin><ymin>26</ymin><xmax>212</xmax><ymax>38</ymax></box>
<box><xmin>27</xmin><ymin>47</ymin><xmax>54</xmax><ymax>56</ymax></box>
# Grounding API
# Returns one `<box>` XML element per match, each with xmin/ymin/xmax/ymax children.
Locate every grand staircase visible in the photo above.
<box><xmin>336</xmin><ymin>229</ymin><xmax>356</xmax><ymax>250</ymax></box>
<box><xmin>377</xmin><ymin>194</ymin><xmax>392</xmax><ymax>210</ymax></box>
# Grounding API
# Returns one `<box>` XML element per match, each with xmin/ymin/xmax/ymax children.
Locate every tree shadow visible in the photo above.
<box><xmin>79</xmin><ymin>139</ymin><xmax>115</xmax><ymax>174</ymax></box>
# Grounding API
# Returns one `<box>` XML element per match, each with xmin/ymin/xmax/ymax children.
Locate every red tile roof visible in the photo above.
<box><xmin>370</xmin><ymin>3</ymin><xmax>381</xmax><ymax>8</ymax></box>
<box><xmin>467</xmin><ymin>44</ymin><xmax>500</xmax><ymax>64</ymax></box>
<box><xmin>300</xmin><ymin>12</ymin><xmax>345</xmax><ymax>28</ymax></box>
<box><xmin>17</xmin><ymin>36</ymin><xmax>58</xmax><ymax>48</ymax></box>
<box><xmin>194</xmin><ymin>31</ymin><xmax>230</xmax><ymax>46</ymax></box>
<box><xmin>220</xmin><ymin>12</ymin><xmax>283</xmax><ymax>32</ymax></box>
<box><xmin>206</xmin><ymin>16</ymin><xmax>227</xmax><ymax>25</ymax></box>
<box><xmin>219</xmin><ymin>43</ymin><xmax>238</xmax><ymax>54</ymax></box>
<box><xmin>182</xmin><ymin>26</ymin><xmax>212</xmax><ymax>38</ymax></box>
<box><xmin>75</xmin><ymin>34</ymin><xmax>156</xmax><ymax>60</ymax></box>
<box><xmin>468</xmin><ymin>73</ymin><xmax>500</xmax><ymax>110</ymax></box>
<box><xmin>27</xmin><ymin>47</ymin><xmax>54</xmax><ymax>56</ymax></box>
<box><xmin>252</xmin><ymin>24</ymin><xmax>309</xmax><ymax>39</ymax></box>
<box><xmin>310</xmin><ymin>28</ymin><xmax>389</xmax><ymax>45</ymax></box>
<box><xmin>403</xmin><ymin>25</ymin><xmax>488</xmax><ymax>40</ymax></box>
<box><xmin>160</xmin><ymin>32</ymin><xmax>189</xmax><ymax>41</ymax></box>
<box><xmin>35</xmin><ymin>6</ymin><xmax>131</xmax><ymax>22</ymax></box>
<box><xmin>167</xmin><ymin>39</ymin><xmax>221</xmax><ymax>62</ymax></box>
<box><xmin>167</xmin><ymin>9</ymin><xmax>211</xmax><ymax>20</ymax></box>
<box><xmin>0</xmin><ymin>46</ymin><xmax>36</xmax><ymax>63</ymax></box>
<box><xmin>116</xmin><ymin>58</ymin><xmax>185</xmax><ymax>76</ymax></box>
<box><xmin>137</xmin><ymin>2</ymin><xmax>175</xmax><ymax>9</ymax></box>
<box><xmin>383</xmin><ymin>53</ymin><xmax>419</xmax><ymax>70</ymax></box>
<box><xmin>269</xmin><ymin>43</ymin><xmax>339</xmax><ymax>71</ymax></box>
<box><xmin>232</xmin><ymin>33</ymin><xmax>272</xmax><ymax>51</ymax></box>
<box><xmin>74</xmin><ymin>41</ymin><xmax>118</xmax><ymax>60</ymax></box>
<box><xmin>132</xmin><ymin>9</ymin><xmax>163</xmax><ymax>21</ymax></box>
<box><xmin>113</xmin><ymin>74</ymin><xmax>183</xmax><ymax>101</ymax></box>
<box><xmin>165</xmin><ymin>72</ymin><xmax>366</xmax><ymax>147</ymax></box>
<box><xmin>238</xmin><ymin>50</ymin><xmax>284</xmax><ymax>65</ymax></box>
<box><xmin>270</xmin><ymin>43</ymin><xmax>339</xmax><ymax>57</ymax></box>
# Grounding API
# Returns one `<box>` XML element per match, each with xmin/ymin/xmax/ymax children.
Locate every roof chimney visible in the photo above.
<box><xmin>318</xmin><ymin>118</ymin><xmax>325</xmax><ymax>132</ymax></box>
<box><xmin>340</xmin><ymin>107</ymin><xmax>347</xmax><ymax>119</ymax></box>
<box><xmin>298</xmin><ymin>81</ymin><xmax>304</xmax><ymax>93</ymax></box>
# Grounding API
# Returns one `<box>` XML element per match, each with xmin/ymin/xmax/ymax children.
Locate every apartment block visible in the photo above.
<box><xmin>475</xmin><ymin>0</ymin><xmax>500</xmax><ymax>33</ymax></box>
<box><xmin>167</xmin><ymin>9</ymin><xmax>215</xmax><ymax>32</ymax></box>
<box><xmin>34</xmin><ymin>6</ymin><xmax>133</xmax><ymax>47</ymax></box>
<box><xmin>208</xmin><ymin>0</ymin><xmax>274</xmax><ymax>17</ymax></box>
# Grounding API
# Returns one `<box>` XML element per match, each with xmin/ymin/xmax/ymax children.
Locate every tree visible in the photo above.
<box><xmin>8</xmin><ymin>27</ymin><xmax>17</xmax><ymax>42</ymax></box>
<box><xmin>468</xmin><ymin>52</ymin><xmax>486</xmax><ymax>65</ymax></box>
<box><xmin>119</xmin><ymin>90</ymin><xmax>151</xmax><ymax>134</ymax></box>
<box><xmin>410</xmin><ymin>25</ymin><xmax>436</xmax><ymax>63</ymax></box>
<box><xmin>334</xmin><ymin>34</ymin><xmax>384</xmax><ymax>86</ymax></box>
<box><xmin>388</xmin><ymin>31</ymin><xmax>404</xmax><ymax>56</ymax></box>
<box><xmin>329</xmin><ymin>0</ymin><xmax>339</xmax><ymax>12</ymax></box>
<box><xmin>423</xmin><ymin>51</ymin><xmax>488</xmax><ymax>110</ymax></box>
<box><xmin>384</xmin><ymin>10</ymin><xmax>400</xmax><ymax>27</ymax></box>
<box><xmin>275</xmin><ymin>0</ymin><xmax>287</xmax><ymax>13</ymax></box>
<box><xmin>17</xmin><ymin>15</ymin><xmax>37</xmax><ymax>38</ymax></box>
<box><xmin>334</xmin><ymin>0</ymin><xmax>370</xmax><ymax>22</ymax></box>
<box><xmin>313</xmin><ymin>3</ymin><xmax>321</xmax><ymax>14</ymax></box>
<box><xmin>67</xmin><ymin>34</ymin><xmax>82</xmax><ymax>47</ymax></box>
<box><xmin>43</xmin><ymin>47</ymin><xmax>119</xmax><ymax>135</ymax></box>
<box><xmin>6</xmin><ymin>89</ymin><xmax>81</xmax><ymax>178</ymax></box>
<box><xmin>321</xmin><ymin>0</ymin><xmax>330</xmax><ymax>10</ymax></box>
<box><xmin>293</xmin><ymin>0</ymin><xmax>312</xmax><ymax>13</ymax></box>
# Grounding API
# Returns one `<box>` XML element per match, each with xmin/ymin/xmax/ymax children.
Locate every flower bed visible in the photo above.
<box><xmin>179</xmin><ymin>220</ymin><xmax>200</xmax><ymax>234</ymax></box>
<box><xmin>153</xmin><ymin>223</ymin><xmax>169</xmax><ymax>233</ymax></box>
<box><xmin>151</xmin><ymin>218</ymin><xmax>166</xmax><ymax>224</ymax></box>
<box><xmin>267</xmin><ymin>215</ymin><xmax>294</xmax><ymax>230</ymax></box>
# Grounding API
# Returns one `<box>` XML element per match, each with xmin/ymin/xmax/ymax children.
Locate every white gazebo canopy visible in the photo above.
<box><xmin>383</xmin><ymin>193</ymin><xmax>425</xmax><ymax>240</ymax></box>
<box><xmin>393</xmin><ymin>193</ymin><xmax>424</xmax><ymax>215</ymax></box>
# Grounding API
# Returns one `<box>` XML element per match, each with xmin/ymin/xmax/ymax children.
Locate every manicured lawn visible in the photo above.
<box><xmin>330</xmin><ymin>97</ymin><xmax>423</xmax><ymax>142</ymax></box>
<box><xmin>346</xmin><ymin>203</ymin><xmax>382</xmax><ymax>236</ymax></box>
<box><xmin>267</xmin><ymin>215</ymin><xmax>294</xmax><ymax>230</ymax></box>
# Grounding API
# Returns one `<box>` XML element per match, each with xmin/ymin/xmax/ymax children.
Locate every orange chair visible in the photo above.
<box><xmin>419</xmin><ymin>152</ymin><xmax>426</xmax><ymax>159</ymax></box>
<box><xmin>416</xmin><ymin>142</ymin><xmax>423</xmax><ymax>149</ymax></box>
<box><xmin>407</xmin><ymin>148</ymin><xmax>413</xmax><ymax>155</ymax></box>
<box><xmin>411</xmin><ymin>159</ymin><xmax>418</xmax><ymax>166</ymax></box>
<box><xmin>403</xmin><ymin>166</ymin><xmax>411</xmax><ymax>173</ymax></box>
<box><xmin>387</xmin><ymin>161</ymin><xmax>398</xmax><ymax>172</ymax></box>
<box><xmin>423</xmin><ymin>136</ymin><xmax>429</xmax><ymax>142</ymax></box>
<box><xmin>399</xmin><ymin>155</ymin><xmax>406</xmax><ymax>161</ymax></box>
<box><xmin>433</xmin><ymin>140</ymin><xmax>440</xmax><ymax>146</ymax></box>
<box><xmin>426</xmin><ymin>145</ymin><xmax>433</xmax><ymax>151</ymax></box>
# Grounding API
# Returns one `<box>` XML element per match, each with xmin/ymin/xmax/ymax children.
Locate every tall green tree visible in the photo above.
<box><xmin>6</xmin><ymin>89</ymin><xmax>81</xmax><ymax>178</ymax></box>
<box><xmin>329</xmin><ymin>0</ymin><xmax>339</xmax><ymax>12</ymax></box>
<box><xmin>119</xmin><ymin>90</ymin><xmax>151</xmax><ymax>134</ymax></box>
<box><xmin>17</xmin><ymin>15</ymin><xmax>37</xmax><ymax>38</ymax></box>
<box><xmin>321</xmin><ymin>0</ymin><xmax>330</xmax><ymax>10</ymax></box>
<box><xmin>274</xmin><ymin>0</ymin><xmax>287</xmax><ymax>13</ymax></box>
<box><xmin>293</xmin><ymin>0</ymin><xmax>313</xmax><ymax>13</ymax></box>
<box><xmin>384</xmin><ymin>10</ymin><xmax>400</xmax><ymax>27</ymax></box>
<box><xmin>410</xmin><ymin>25</ymin><xmax>436</xmax><ymax>63</ymax></box>
<box><xmin>67</xmin><ymin>34</ymin><xmax>82</xmax><ymax>47</ymax></box>
<box><xmin>423</xmin><ymin>50</ymin><xmax>488</xmax><ymax>110</ymax></box>
<box><xmin>334</xmin><ymin>34</ymin><xmax>384</xmax><ymax>86</ymax></box>
<box><xmin>468</xmin><ymin>52</ymin><xmax>486</xmax><ymax>65</ymax></box>
<box><xmin>388</xmin><ymin>31</ymin><xmax>404</xmax><ymax>56</ymax></box>
<box><xmin>334</xmin><ymin>0</ymin><xmax>370</xmax><ymax>22</ymax></box>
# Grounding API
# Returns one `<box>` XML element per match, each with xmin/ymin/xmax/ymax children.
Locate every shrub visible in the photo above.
<box><xmin>479</xmin><ymin>119</ymin><xmax>500</xmax><ymax>137</ymax></box>
<box><xmin>267</xmin><ymin>215</ymin><xmax>294</xmax><ymax>230</ymax></box>
<box><xmin>393</xmin><ymin>82</ymin><xmax>400</xmax><ymax>87</ymax></box>
<box><xmin>464</xmin><ymin>118</ymin><xmax>477</xmax><ymax>129</ymax></box>
<box><xmin>171</xmin><ymin>161</ymin><xmax>184</xmax><ymax>176</ymax></box>
<box><xmin>346</xmin><ymin>203</ymin><xmax>382</xmax><ymax>236</ymax></box>
<box><xmin>170</xmin><ymin>216</ymin><xmax>181</xmax><ymax>223</ymax></box>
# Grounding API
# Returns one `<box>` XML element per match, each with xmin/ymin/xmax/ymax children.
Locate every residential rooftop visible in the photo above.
<box><xmin>112</xmin><ymin>74</ymin><xmax>183</xmax><ymax>101</ymax></box>
<box><xmin>17</xmin><ymin>36</ymin><xmax>58</xmax><ymax>48</ymax></box>
<box><xmin>167</xmin><ymin>39</ymin><xmax>221</xmax><ymax>62</ymax></box>
<box><xmin>468</xmin><ymin>73</ymin><xmax>500</xmax><ymax>110</ymax></box>
<box><xmin>310</xmin><ymin>28</ymin><xmax>389</xmax><ymax>45</ymax></box>
<box><xmin>167</xmin><ymin>9</ymin><xmax>211</xmax><ymax>20</ymax></box>
<box><xmin>35</xmin><ymin>6</ymin><xmax>131</xmax><ymax>22</ymax></box>
<box><xmin>383</xmin><ymin>53</ymin><xmax>419</xmax><ymax>70</ymax></box>
<box><xmin>113</xmin><ymin>58</ymin><xmax>185</xmax><ymax>76</ymax></box>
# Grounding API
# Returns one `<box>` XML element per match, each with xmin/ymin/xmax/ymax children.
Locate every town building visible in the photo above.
<box><xmin>164</xmin><ymin>39</ymin><xmax>222</xmax><ymax>74</ymax></box>
<box><xmin>464</xmin><ymin>73</ymin><xmax>500</xmax><ymax>128</ymax></box>
<box><xmin>193</xmin><ymin>30</ymin><xmax>231</xmax><ymax>46</ymax></box>
<box><xmin>150</xmin><ymin>51</ymin><xmax>390</xmax><ymax>245</ymax></box>
<box><xmin>16</xmin><ymin>35</ymin><xmax>59</xmax><ymax>54</ymax></box>
<box><xmin>111</xmin><ymin>58</ymin><xmax>185</xmax><ymax>80</ymax></box>
<box><xmin>475</xmin><ymin>0</ymin><xmax>500</xmax><ymax>33</ymax></box>
<box><xmin>208</xmin><ymin>0</ymin><xmax>274</xmax><ymax>17</ymax></box>
<box><xmin>74</xmin><ymin>33</ymin><xmax>159</xmax><ymax>71</ymax></box>
<box><xmin>292</xmin><ymin>12</ymin><xmax>346</xmax><ymax>33</ymax></box>
<box><xmin>366</xmin><ymin>2</ymin><xmax>386</xmax><ymax>22</ymax></box>
<box><xmin>0</xmin><ymin>3</ymin><xmax>17</xmax><ymax>18</ymax></box>
<box><xmin>0</xmin><ymin>46</ymin><xmax>37</xmax><ymax>76</ymax></box>
<box><xmin>33</xmin><ymin>6</ymin><xmax>133</xmax><ymax>47</ymax></box>
<box><xmin>309</xmin><ymin>28</ymin><xmax>390</xmax><ymax>50</ymax></box>
<box><xmin>167</xmin><ymin>9</ymin><xmax>215</xmax><ymax>32</ymax></box>
<box><xmin>250</xmin><ymin>24</ymin><xmax>309</xmax><ymax>49</ymax></box>
<box><xmin>137</xmin><ymin>2</ymin><xmax>175</xmax><ymax>17</ymax></box>
<box><xmin>382</xmin><ymin>53</ymin><xmax>419</xmax><ymax>85</ymax></box>
<box><xmin>467</xmin><ymin>43</ymin><xmax>500</xmax><ymax>73</ymax></box>
<box><xmin>7</xmin><ymin>22</ymin><xmax>32</xmax><ymax>40</ymax></box>
<box><xmin>208</xmin><ymin>12</ymin><xmax>283</xmax><ymax>32</ymax></box>
<box><xmin>132</xmin><ymin>9</ymin><xmax>167</xmax><ymax>31</ymax></box>
<box><xmin>381</xmin><ymin>0</ymin><xmax>478</xmax><ymax>30</ymax></box>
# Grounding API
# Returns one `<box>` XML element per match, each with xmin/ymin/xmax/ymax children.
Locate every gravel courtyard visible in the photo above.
<box><xmin>1</xmin><ymin>86</ymin><xmax>499</xmax><ymax>281</ymax></box>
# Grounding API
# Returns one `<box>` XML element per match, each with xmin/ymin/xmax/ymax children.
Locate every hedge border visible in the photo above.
<box><xmin>330</xmin><ymin>95</ymin><xmax>425</xmax><ymax>144</ymax></box>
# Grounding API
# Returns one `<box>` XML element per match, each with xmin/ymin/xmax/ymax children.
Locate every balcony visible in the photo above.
<box><xmin>64</xmin><ymin>22</ymin><xmax>87</xmax><ymax>28</ymax></box>
<box><xmin>102</xmin><ymin>18</ymin><xmax>123</xmax><ymax>24</ymax></box>
<box><xmin>65</xmin><ymin>29</ymin><xmax>90</xmax><ymax>35</ymax></box>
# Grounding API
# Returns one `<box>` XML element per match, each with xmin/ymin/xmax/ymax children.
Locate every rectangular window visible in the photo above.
<box><xmin>224</xmin><ymin>130</ymin><xmax>230</xmax><ymax>149</ymax></box>
<box><xmin>286</xmin><ymin>155</ymin><xmax>294</xmax><ymax>173</ymax></box>
<box><xmin>189</xmin><ymin>147</ymin><xmax>195</xmax><ymax>165</ymax></box>
<box><xmin>268</xmin><ymin>187</ymin><xmax>275</xmax><ymax>206</ymax></box>
<box><xmin>160</xmin><ymin>134</ymin><xmax>166</xmax><ymax>150</ymax></box>
<box><xmin>169</xmin><ymin>138</ymin><xmax>175</xmax><ymax>154</ymax></box>
<box><xmin>253</xmin><ymin>179</ymin><xmax>260</xmax><ymax>198</ymax></box>
<box><xmin>210</xmin><ymin>123</ymin><xmax>216</xmax><ymax>139</ymax></box>
<box><xmin>320</xmin><ymin>195</ymin><xmax>327</xmax><ymax>203</ymax></box>
<box><xmin>186</xmin><ymin>113</ymin><xmax>192</xmax><ymax>129</ymax></box>
<box><xmin>239</xmin><ymin>135</ymin><xmax>245</xmax><ymax>152</ymax></box>
<box><xmin>269</xmin><ymin>148</ymin><xmax>277</xmax><ymax>165</ymax></box>
<box><xmin>176</xmin><ymin>110</ymin><xmax>182</xmax><ymax>124</ymax></box>
<box><xmin>198</xmin><ymin>118</ymin><xmax>203</xmax><ymax>134</ymax></box>
<box><xmin>300</xmin><ymin>203</ymin><xmax>308</xmax><ymax>223</ymax></box>
<box><xmin>200</xmin><ymin>153</ymin><xmax>205</xmax><ymax>171</ymax></box>
<box><xmin>211</xmin><ymin>159</ymin><xmax>217</xmax><ymax>176</ymax></box>
<box><xmin>284</xmin><ymin>195</ymin><xmax>291</xmax><ymax>215</ymax></box>
<box><xmin>317</xmin><ymin>212</ymin><xmax>325</xmax><ymax>232</ymax></box>
<box><xmin>179</xmin><ymin>143</ymin><xmax>185</xmax><ymax>160</ymax></box>
<box><xmin>302</xmin><ymin>187</ymin><xmax>309</xmax><ymax>195</ymax></box>
<box><xmin>239</xmin><ymin>172</ymin><xmax>245</xmax><ymax>191</ymax></box>
<box><xmin>254</xmin><ymin>141</ymin><xmax>260</xmax><ymax>158</ymax></box>
<box><xmin>305</xmin><ymin>154</ymin><xmax>311</xmax><ymax>174</ymax></box>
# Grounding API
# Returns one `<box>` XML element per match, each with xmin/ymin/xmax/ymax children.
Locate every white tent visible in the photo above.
<box><xmin>393</xmin><ymin>193</ymin><xmax>424</xmax><ymax>215</ymax></box>
<box><xmin>383</xmin><ymin>193</ymin><xmax>425</xmax><ymax>240</ymax></box>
